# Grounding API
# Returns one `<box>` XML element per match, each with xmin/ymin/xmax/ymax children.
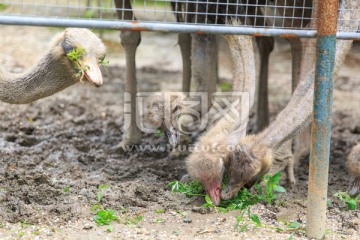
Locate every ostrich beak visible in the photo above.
<box><xmin>207</xmin><ymin>187</ymin><xmax>221</xmax><ymax>206</ymax></box>
<box><xmin>165</xmin><ymin>127</ymin><xmax>180</xmax><ymax>147</ymax></box>
<box><xmin>161</xmin><ymin>123</ymin><xmax>180</xmax><ymax>147</ymax></box>
<box><xmin>82</xmin><ymin>57</ymin><xmax>103</xmax><ymax>87</ymax></box>
<box><xmin>205</xmin><ymin>181</ymin><xmax>222</xmax><ymax>206</ymax></box>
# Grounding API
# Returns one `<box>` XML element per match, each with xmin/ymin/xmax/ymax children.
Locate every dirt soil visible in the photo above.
<box><xmin>0</xmin><ymin>26</ymin><xmax>360</xmax><ymax>240</ymax></box>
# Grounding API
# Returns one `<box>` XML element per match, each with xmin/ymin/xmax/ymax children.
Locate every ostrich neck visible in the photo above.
<box><xmin>0</xmin><ymin>50</ymin><xmax>77</xmax><ymax>104</ymax></box>
<box><xmin>224</xmin><ymin>33</ymin><xmax>255</xmax><ymax>142</ymax></box>
<box><xmin>257</xmin><ymin>0</ymin><xmax>360</xmax><ymax>149</ymax></box>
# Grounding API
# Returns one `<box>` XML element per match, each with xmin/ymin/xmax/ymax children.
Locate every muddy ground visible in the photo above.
<box><xmin>0</xmin><ymin>26</ymin><xmax>359</xmax><ymax>239</ymax></box>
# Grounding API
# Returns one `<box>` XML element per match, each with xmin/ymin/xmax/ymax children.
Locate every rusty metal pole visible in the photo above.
<box><xmin>306</xmin><ymin>0</ymin><xmax>339</xmax><ymax>239</ymax></box>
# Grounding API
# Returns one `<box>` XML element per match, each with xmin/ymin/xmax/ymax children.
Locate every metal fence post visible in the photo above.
<box><xmin>306</xmin><ymin>0</ymin><xmax>339</xmax><ymax>239</ymax></box>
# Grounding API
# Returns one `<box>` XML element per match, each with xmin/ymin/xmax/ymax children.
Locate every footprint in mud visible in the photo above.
<box><xmin>13</xmin><ymin>136</ymin><xmax>42</xmax><ymax>147</ymax></box>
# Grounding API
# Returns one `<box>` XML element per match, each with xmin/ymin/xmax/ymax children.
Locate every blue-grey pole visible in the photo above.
<box><xmin>306</xmin><ymin>0</ymin><xmax>339</xmax><ymax>238</ymax></box>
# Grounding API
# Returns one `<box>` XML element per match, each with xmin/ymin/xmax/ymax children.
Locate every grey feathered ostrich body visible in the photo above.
<box><xmin>0</xmin><ymin>28</ymin><xmax>105</xmax><ymax>104</ymax></box>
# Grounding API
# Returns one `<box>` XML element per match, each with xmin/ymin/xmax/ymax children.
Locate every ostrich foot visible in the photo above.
<box><xmin>111</xmin><ymin>128</ymin><xmax>142</xmax><ymax>153</ymax></box>
<box><xmin>169</xmin><ymin>148</ymin><xmax>188</xmax><ymax>158</ymax></box>
<box><xmin>285</xmin><ymin>158</ymin><xmax>296</xmax><ymax>188</ymax></box>
<box><xmin>168</xmin><ymin>134</ymin><xmax>192</xmax><ymax>158</ymax></box>
<box><xmin>111</xmin><ymin>140</ymin><xmax>140</xmax><ymax>154</ymax></box>
<box><xmin>285</xmin><ymin>175</ymin><xmax>296</xmax><ymax>189</ymax></box>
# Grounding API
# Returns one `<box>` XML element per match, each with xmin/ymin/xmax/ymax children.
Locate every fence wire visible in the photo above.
<box><xmin>0</xmin><ymin>1</ymin><xmax>359</xmax><ymax>38</ymax></box>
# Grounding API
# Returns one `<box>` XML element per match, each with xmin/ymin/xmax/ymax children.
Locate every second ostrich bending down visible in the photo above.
<box><xmin>113</xmin><ymin>0</ymin><xmax>269</xmax><ymax>147</ymax></box>
<box><xmin>0</xmin><ymin>28</ymin><xmax>106</xmax><ymax>104</ymax></box>
<box><xmin>220</xmin><ymin>0</ymin><xmax>360</xmax><ymax>201</ymax></box>
<box><xmin>113</xmin><ymin>0</ymin><xmax>222</xmax><ymax>147</ymax></box>
<box><xmin>348</xmin><ymin>143</ymin><xmax>360</xmax><ymax>197</ymax></box>
<box><xmin>187</xmin><ymin>0</ymin><xmax>360</xmax><ymax>205</ymax></box>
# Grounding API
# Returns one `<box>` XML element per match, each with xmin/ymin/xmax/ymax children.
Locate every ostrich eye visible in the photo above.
<box><xmin>63</xmin><ymin>42</ymin><xmax>74</xmax><ymax>53</ymax></box>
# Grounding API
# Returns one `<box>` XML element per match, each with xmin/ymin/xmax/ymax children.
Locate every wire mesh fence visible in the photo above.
<box><xmin>0</xmin><ymin>0</ymin><xmax>359</xmax><ymax>38</ymax></box>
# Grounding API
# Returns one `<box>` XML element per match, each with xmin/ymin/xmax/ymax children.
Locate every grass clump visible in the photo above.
<box><xmin>0</xmin><ymin>4</ymin><xmax>8</xmax><ymax>11</ymax></box>
<box><xmin>169</xmin><ymin>172</ymin><xmax>287</xmax><ymax>233</ymax></box>
<box><xmin>155</xmin><ymin>209</ymin><xmax>165</xmax><ymax>213</ymax></box>
<box><xmin>91</xmin><ymin>185</ymin><xmax>143</xmax><ymax>231</ymax></box>
<box><xmin>234</xmin><ymin>207</ymin><xmax>262</xmax><ymax>233</ymax></box>
<box><xmin>168</xmin><ymin>180</ymin><xmax>204</xmax><ymax>197</ymax></box>
<box><xmin>91</xmin><ymin>184</ymin><xmax>118</xmax><ymax>232</ymax></box>
<box><xmin>218</xmin><ymin>81</ymin><xmax>233</xmax><ymax>91</ymax></box>
<box><xmin>67</xmin><ymin>47</ymin><xmax>88</xmax><ymax>80</ymax></box>
<box><xmin>94</xmin><ymin>209</ymin><xmax>118</xmax><ymax>226</ymax></box>
<box><xmin>334</xmin><ymin>192</ymin><xmax>359</xmax><ymax>210</ymax></box>
<box><xmin>83</xmin><ymin>10</ymin><xmax>96</xmax><ymax>19</ymax></box>
<box><xmin>118</xmin><ymin>208</ymin><xmax>143</xmax><ymax>225</ymax></box>
<box><xmin>99</xmin><ymin>55</ymin><xmax>109</xmax><ymax>65</ymax></box>
<box><xmin>67</xmin><ymin>47</ymin><xmax>108</xmax><ymax>81</ymax></box>
<box><xmin>155</xmin><ymin>128</ymin><xmax>164</xmax><ymax>137</ymax></box>
<box><xmin>169</xmin><ymin>171</ymin><xmax>286</xmax><ymax>210</ymax></box>
<box><xmin>67</xmin><ymin>47</ymin><xmax>85</xmax><ymax>62</ymax></box>
<box><xmin>256</xmin><ymin>172</ymin><xmax>286</xmax><ymax>205</ymax></box>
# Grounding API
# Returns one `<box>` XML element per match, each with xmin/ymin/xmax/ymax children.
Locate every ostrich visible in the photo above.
<box><xmin>170</xmin><ymin>0</ymin><xmax>276</xmax><ymax>133</ymax></box>
<box><xmin>113</xmin><ymin>0</ymin><xmax>317</xmax><ymax>155</ymax></box>
<box><xmin>113</xmin><ymin>0</ymin><xmax>218</xmax><ymax>147</ymax></box>
<box><xmin>220</xmin><ymin>0</ymin><xmax>360</xmax><ymax>201</ymax></box>
<box><xmin>0</xmin><ymin>28</ymin><xmax>105</xmax><ymax>104</ymax></box>
<box><xmin>150</xmin><ymin>1</ymin><xmax>314</xmax><ymax>148</ymax></box>
<box><xmin>185</xmin><ymin>31</ymin><xmax>255</xmax><ymax>206</ymax></box>
<box><xmin>186</xmin><ymin>0</ymin><xmax>360</xmax><ymax>205</ymax></box>
<box><xmin>112</xmin><ymin>0</ymin><xmax>262</xmax><ymax>147</ymax></box>
<box><xmin>348</xmin><ymin>143</ymin><xmax>360</xmax><ymax>197</ymax></box>
<box><xmin>183</xmin><ymin>0</ymin><xmax>313</xmax><ymax>204</ymax></box>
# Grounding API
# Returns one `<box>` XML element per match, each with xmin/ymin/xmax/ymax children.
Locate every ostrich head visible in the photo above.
<box><xmin>221</xmin><ymin>135</ymin><xmax>273</xmax><ymax>201</ymax></box>
<box><xmin>349</xmin><ymin>178</ymin><xmax>360</xmax><ymax>197</ymax></box>
<box><xmin>348</xmin><ymin>144</ymin><xmax>360</xmax><ymax>197</ymax></box>
<box><xmin>0</xmin><ymin>28</ymin><xmax>107</xmax><ymax>104</ymax></box>
<box><xmin>52</xmin><ymin>28</ymin><xmax>106</xmax><ymax>87</ymax></box>
<box><xmin>145</xmin><ymin>93</ymin><xmax>185</xmax><ymax>146</ymax></box>
<box><xmin>186</xmin><ymin>145</ymin><xmax>228</xmax><ymax>206</ymax></box>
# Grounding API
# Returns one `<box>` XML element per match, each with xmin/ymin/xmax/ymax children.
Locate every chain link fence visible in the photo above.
<box><xmin>0</xmin><ymin>0</ymin><xmax>359</xmax><ymax>38</ymax></box>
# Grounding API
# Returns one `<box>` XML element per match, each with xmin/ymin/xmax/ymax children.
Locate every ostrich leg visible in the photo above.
<box><xmin>255</xmin><ymin>37</ymin><xmax>274</xmax><ymax>132</ymax></box>
<box><xmin>289</xmin><ymin>39</ymin><xmax>303</xmax><ymax>91</ymax></box>
<box><xmin>179</xmin><ymin>33</ymin><xmax>192</xmax><ymax>93</ymax></box>
<box><xmin>187</xmin><ymin>2</ymin><xmax>218</xmax><ymax>104</ymax></box>
<box><xmin>171</xmin><ymin>2</ymin><xmax>192</xmax><ymax>93</ymax></box>
<box><xmin>174</xmin><ymin>33</ymin><xmax>217</xmax><ymax>152</ymax></box>
<box><xmin>170</xmin><ymin>34</ymin><xmax>217</xmax><ymax>157</ymax></box>
<box><xmin>246</xmin><ymin>1</ymin><xmax>274</xmax><ymax>132</ymax></box>
<box><xmin>192</xmin><ymin>34</ymin><xmax>218</xmax><ymax>109</ymax></box>
<box><xmin>114</xmin><ymin>0</ymin><xmax>142</xmax><ymax>146</ymax></box>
